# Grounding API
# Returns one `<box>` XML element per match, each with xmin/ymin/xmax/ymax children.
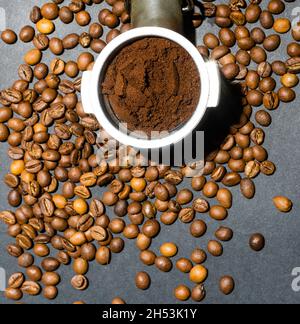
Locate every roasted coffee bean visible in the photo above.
<box><xmin>155</xmin><ymin>256</ymin><xmax>172</xmax><ymax>272</ymax></box>
<box><xmin>18</xmin><ymin>253</ymin><xmax>34</xmax><ymax>268</ymax></box>
<box><xmin>190</xmin><ymin>265</ymin><xmax>208</xmax><ymax>284</ymax></box>
<box><xmin>255</xmin><ymin>110</ymin><xmax>272</xmax><ymax>127</ymax></box>
<box><xmin>7</xmin><ymin>244</ymin><xmax>23</xmax><ymax>257</ymax></box>
<box><xmin>176</xmin><ymin>189</ymin><xmax>193</xmax><ymax>205</ymax></box>
<box><xmin>178</xmin><ymin>208</ymin><xmax>195</xmax><ymax>223</ymax></box>
<box><xmin>286</xmin><ymin>57</ymin><xmax>300</xmax><ymax>74</ymax></box>
<box><xmin>245</xmin><ymin>4</ymin><xmax>261</xmax><ymax>23</ymax></box>
<box><xmin>16</xmin><ymin>234</ymin><xmax>32</xmax><ymax>250</ymax></box>
<box><xmin>160</xmin><ymin>242</ymin><xmax>178</xmax><ymax>258</ymax></box>
<box><xmin>142</xmin><ymin>219</ymin><xmax>160</xmax><ymax>238</ymax></box>
<box><xmin>249</xmin><ymin>233</ymin><xmax>265</xmax><ymax>251</ymax></box>
<box><xmin>30</xmin><ymin>6</ymin><xmax>42</xmax><ymax>23</ymax></box>
<box><xmin>71</xmin><ymin>275</ymin><xmax>88</xmax><ymax>290</ymax></box>
<box><xmin>263</xmin><ymin>91</ymin><xmax>279</xmax><ymax>110</ymax></box>
<box><xmin>240</xmin><ymin>178</ymin><xmax>256</xmax><ymax>199</ymax></box>
<box><xmin>5</xmin><ymin>288</ymin><xmax>23</xmax><ymax>300</ymax></box>
<box><xmin>160</xmin><ymin>211</ymin><xmax>178</xmax><ymax>225</ymax></box>
<box><xmin>273</xmin><ymin>196</ymin><xmax>293</xmax><ymax>213</ymax></box>
<box><xmin>41</xmin><ymin>257</ymin><xmax>60</xmax><ymax>272</ymax></box>
<box><xmin>219</xmin><ymin>276</ymin><xmax>235</xmax><ymax>295</ymax></box>
<box><xmin>260</xmin><ymin>161</ymin><xmax>276</xmax><ymax>176</ymax></box>
<box><xmin>263</xmin><ymin>34</ymin><xmax>281</xmax><ymax>51</ymax></box>
<box><xmin>190</xmin><ymin>220</ymin><xmax>207</xmax><ymax>238</ymax></box>
<box><xmin>191</xmin><ymin>284</ymin><xmax>206</xmax><ymax>302</ymax></box>
<box><xmin>174</xmin><ymin>285</ymin><xmax>191</xmax><ymax>301</ymax></box>
<box><xmin>8</xmin><ymin>272</ymin><xmax>25</xmax><ymax>289</ymax></box>
<box><xmin>176</xmin><ymin>258</ymin><xmax>193</xmax><ymax>273</ymax></box>
<box><xmin>215</xmin><ymin>227</ymin><xmax>233</xmax><ymax>242</ymax></box>
<box><xmin>135</xmin><ymin>272</ymin><xmax>151</xmax><ymax>290</ymax></box>
<box><xmin>1</xmin><ymin>89</ymin><xmax>22</xmax><ymax>103</ymax></box>
<box><xmin>90</xmin><ymin>225</ymin><xmax>107</xmax><ymax>242</ymax></box>
<box><xmin>89</xmin><ymin>199</ymin><xmax>104</xmax><ymax>218</ymax></box>
<box><xmin>209</xmin><ymin>205</ymin><xmax>228</xmax><ymax>221</ymax></box>
<box><xmin>1</xmin><ymin>29</ymin><xmax>17</xmax><ymax>44</ymax></box>
<box><xmin>207</xmin><ymin>240</ymin><xmax>223</xmax><ymax>257</ymax></box>
<box><xmin>192</xmin><ymin>198</ymin><xmax>210</xmax><ymax>213</ymax></box>
<box><xmin>0</xmin><ymin>210</ymin><xmax>16</xmax><ymax>225</ymax></box>
<box><xmin>95</xmin><ymin>246</ymin><xmax>111</xmax><ymax>265</ymax></box>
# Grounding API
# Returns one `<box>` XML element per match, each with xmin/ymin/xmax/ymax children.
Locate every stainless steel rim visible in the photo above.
<box><xmin>125</xmin><ymin>0</ymin><xmax>194</xmax><ymax>14</ymax></box>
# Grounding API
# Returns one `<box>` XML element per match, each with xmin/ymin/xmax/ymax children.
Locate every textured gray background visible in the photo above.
<box><xmin>0</xmin><ymin>0</ymin><xmax>300</xmax><ymax>304</ymax></box>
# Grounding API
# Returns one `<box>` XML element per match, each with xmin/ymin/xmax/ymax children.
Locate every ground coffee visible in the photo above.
<box><xmin>102</xmin><ymin>37</ymin><xmax>200</xmax><ymax>135</ymax></box>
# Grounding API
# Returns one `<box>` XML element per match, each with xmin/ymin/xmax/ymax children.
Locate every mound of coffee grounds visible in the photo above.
<box><xmin>101</xmin><ymin>37</ymin><xmax>200</xmax><ymax>135</ymax></box>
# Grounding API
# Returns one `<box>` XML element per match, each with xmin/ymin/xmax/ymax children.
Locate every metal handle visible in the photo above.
<box><xmin>126</xmin><ymin>0</ymin><xmax>194</xmax><ymax>33</ymax></box>
<box><xmin>182</xmin><ymin>0</ymin><xmax>194</xmax><ymax>13</ymax></box>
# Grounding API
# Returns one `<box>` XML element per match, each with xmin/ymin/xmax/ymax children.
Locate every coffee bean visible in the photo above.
<box><xmin>219</xmin><ymin>276</ymin><xmax>235</xmax><ymax>295</ymax></box>
<box><xmin>190</xmin><ymin>265</ymin><xmax>208</xmax><ymax>283</ymax></box>
<box><xmin>41</xmin><ymin>257</ymin><xmax>60</xmax><ymax>272</ymax></box>
<box><xmin>155</xmin><ymin>256</ymin><xmax>172</xmax><ymax>272</ymax></box>
<box><xmin>19</xmin><ymin>26</ymin><xmax>35</xmax><ymax>43</ymax></box>
<box><xmin>1</xmin><ymin>89</ymin><xmax>22</xmax><ymax>103</ymax></box>
<box><xmin>249</xmin><ymin>233</ymin><xmax>265</xmax><ymax>251</ymax></box>
<box><xmin>179</xmin><ymin>208</ymin><xmax>195</xmax><ymax>223</ymax></box>
<box><xmin>273</xmin><ymin>196</ymin><xmax>293</xmax><ymax>212</ymax></box>
<box><xmin>0</xmin><ymin>210</ymin><xmax>16</xmax><ymax>225</ymax></box>
<box><xmin>33</xmin><ymin>33</ymin><xmax>49</xmax><ymax>51</ymax></box>
<box><xmin>5</xmin><ymin>288</ymin><xmax>23</xmax><ymax>300</ymax></box>
<box><xmin>160</xmin><ymin>242</ymin><xmax>178</xmax><ymax>258</ymax></box>
<box><xmin>222</xmin><ymin>172</ymin><xmax>241</xmax><ymax>187</ymax></box>
<box><xmin>286</xmin><ymin>57</ymin><xmax>300</xmax><ymax>74</ymax></box>
<box><xmin>264</xmin><ymin>34</ymin><xmax>281</xmax><ymax>52</ymax></box>
<box><xmin>255</xmin><ymin>110</ymin><xmax>272</xmax><ymax>127</ymax></box>
<box><xmin>16</xmin><ymin>235</ymin><xmax>32</xmax><ymax>250</ymax></box>
<box><xmin>273</xmin><ymin>18</ymin><xmax>291</xmax><ymax>34</ymax></box>
<box><xmin>216</xmin><ymin>188</ymin><xmax>232</xmax><ymax>209</ymax></box>
<box><xmin>30</xmin><ymin>6</ymin><xmax>42</xmax><ymax>23</ymax></box>
<box><xmin>240</xmin><ymin>178</ymin><xmax>256</xmax><ymax>199</ymax></box>
<box><xmin>62</xmin><ymin>33</ymin><xmax>79</xmax><ymax>50</ymax></box>
<box><xmin>245</xmin><ymin>4</ymin><xmax>261</xmax><ymax>23</ymax></box>
<box><xmin>191</xmin><ymin>284</ymin><xmax>206</xmax><ymax>302</ymax></box>
<box><xmin>222</xmin><ymin>63</ymin><xmax>240</xmax><ymax>80</ymax></box>
<box><xmin>176</xmin><ymin>258</ymin><xmax>193</xmax><ymax>273</ymax></box>
<box><xmin>26</xmin><ymin>266</ymin><xmax>42</xmax><ymax>282</ymax></box>
<box><xmin>42</xmin><ymin>272</ymin><xmax>61</xmax><ymax>286</ymax></box>
<box><xmin>215</xmin><ymin>227</ymin><xmax>233</xmax><ymax>242</ymax></box>
<box><xmin>209</xmin><ymin>205</ymin><xmax>228</xmax><ymax>221</ymax></box>
<box><xmin>96</xmin><ymin>246</ymin><xmax>111</xmax><ymax>265</ymax></box>
<box><xmin>135</xmin><ymin>272</ymin><xmax>151</xmax><ymax>290</ymax></box>
<box><xmin>90</xmin><ymin>225</ymin><xmax>107</xmax><ymax>241</ymax></box>
<box><xmin>59</xmin><ymin>5</ymin><xmax>74</xmax><ymax>23</ymax></box>
<box><xmin>174</xmin><ymin>285</ymin><xmax>191</xmax><ymax>301</ymax></box>
<box><xmin>160</xmin><ymin>211</ymin><xmax>178</xmax><ymax>225</ymax></box>
<box><xmin>176</xmin><ymin>189</ymin><xmax>193</xmax><ymax>205</ymax></box>
<box><xmin>278</xmin><ymin>87</ymin><xmax>296</xmax><ymax>102</ymax></box>
<box><xmin>1</xmin><ymin>29</ymin><xmax>17</xmax><ymax>44</ymax></box>
<box><xmin>41</xmin><ymin>3</ymin><xmax>59</xmax><ymax>20</ymax></box>
<box><xmin>260</xmin><ymin>161</ymin><xmax>276</xmax><ymax>176</ymax></box>
<box><xmin>43</xmin><ymin>286</ymin><xmax>58</xmax><ymax>300</ymax></box>
<box><xmin>208</xmin><ymin>240</ymin><xmax>223</xmax><ymax>257</ymax></box>
<box><xmin>192</xmin><ymin>198</ymin><xmax>210</xmax><ymax>213</ymax></box>
<box><xmin>21</xmin><ymin>281</ymin><xmax>41</xmax><ymax>295</ymax></box>
<box><xmin>8</xmin><ymin>272</ymin><xmax>25</xmax><ymax>289</ymax></box>
<box><xmin>190</xmin><ymin>220</ymin><xmax>207</xmax><ymax>238</ymax></box>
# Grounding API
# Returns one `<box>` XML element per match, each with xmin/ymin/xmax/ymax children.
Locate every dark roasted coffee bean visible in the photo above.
<box><xmin>249</xmin><ymin>233</ymin><xmax>265</xmax><ymax>251</ymax></box>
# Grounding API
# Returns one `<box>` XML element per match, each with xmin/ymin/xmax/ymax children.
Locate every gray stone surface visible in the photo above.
<box><xmin>0</xmin><ymin>0</ymin><xmax>300</xmax><ymax>304</ymax></box>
